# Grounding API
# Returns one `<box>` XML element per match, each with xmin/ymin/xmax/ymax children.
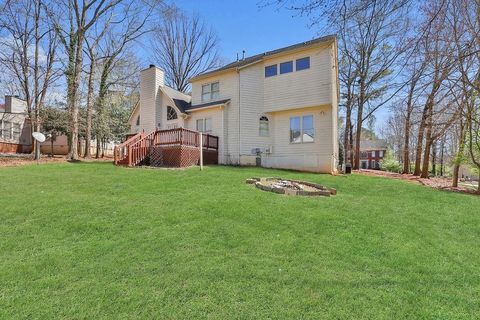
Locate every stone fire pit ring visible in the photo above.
<box><xmin>246</xmin><ymin>177</ymin><xmax>336</xmax><ymax>196</ymax></box>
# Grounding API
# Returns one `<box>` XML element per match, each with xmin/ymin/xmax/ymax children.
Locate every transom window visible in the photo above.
<box><xmin>265</xmin><ymin>65</ymin><xmax>277</xmax><ymax>77</ymax></box>
<box><xmin>202</xmin><ymin>82</ymin><xmax>219</xmax><ymax>102</ymax></box>
<box><xmin>296</xmin><ymin>57</ymin><xmax>310</xmax><ymax>71</ymax></box>
<box><xmin>167</xmin><ymin>106</ymin><xmax>177</xmax><ymax>120</ymax></box>
<box><xmin>196</xmin><ymin>118</ymin><xmax>212</xmax><ymax>133</ymax></box>
<box><xmin>259</xmin><ymin>116</ymin><xmax>269</xmax><ymax>137</ymax></box>
<box><xmin>280</xmin><ymin>61</ymin><xmax>293</xmax><ymax>74</ymax></box>
<box><xmin>290</xmin><ymin>115</ymin><xmax>314</xmax><ymax>143</ymax></box>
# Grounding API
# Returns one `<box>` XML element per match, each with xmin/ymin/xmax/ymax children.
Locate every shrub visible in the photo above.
<box><xmin>380</xmin><ymin>149</ymin><xmax>402</xmax><ymax>173</ymax></box>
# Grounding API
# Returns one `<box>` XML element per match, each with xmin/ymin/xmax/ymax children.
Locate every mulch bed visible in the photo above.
<box><xmin>356</xmin><ymin>169</ymin><xmax>479</xmax><ymax>196</ymax></box>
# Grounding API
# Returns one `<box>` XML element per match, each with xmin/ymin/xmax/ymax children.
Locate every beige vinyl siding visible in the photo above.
<box><xmin>263</xmin><ymin>45</ymin><xmax>333</xmax><ymax>112</ymax></box>
<box><xmin>262</xmin><ymin>106</ymin><xmax>334</xmax><ymax>172</ymax></box>
<box><xmin>139</xmin><ymin>67</ymin><xmax>164</xmax><ymax>133</ymax></box>
<box><xmin>129</xmin><ymin>106</ymin><xmax>141</xmax><ymax>134</ymax></box>
<box><xmin>238</xmin><ymin>63</ymin><xmax>271</xmax><ymax>165</ymax></box>
<box><xmin>185</xmin><ymin>107</ymin><xmax>225</xmax><ymax>163</ymax></box>
<box><xmin>190</xmin><ymin>71</ymin><xmax>240</xmax><ymax>164</ymax></box>
<box><xmin>160</xmin><ymin>96</ymin><xmax>184</xmax><ymax>130</ymax></box>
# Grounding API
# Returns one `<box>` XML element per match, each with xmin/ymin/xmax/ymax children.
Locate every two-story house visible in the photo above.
<box><xmin>128</xmin><ymin>35</ymin><xmax>339</xmax><ymax>173</ymax></box>
<box><xmin>0</xmin><ymin>95</ymin><xmax>32</xmax><ymax>153</ymax></box>
<box><xmin>359</xmin><ymin>139</ymin><xmax>388</xmax><ymax>170</ymax></box>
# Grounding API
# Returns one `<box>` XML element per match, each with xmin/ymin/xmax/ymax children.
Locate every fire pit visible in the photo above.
<box><xmin>246</xmin><ymin>177</ymin><xmax>336</xmax><ymax>196</ymax></box>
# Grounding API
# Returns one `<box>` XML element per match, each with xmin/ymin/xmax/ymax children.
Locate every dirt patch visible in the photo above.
<box><xmin>356</xmin><ymin>169</ymin><xmax>479</xmax><ymax>195</ymax></box>
<box><xmin>0</xmin><ymin>154</ymin><xmax>112</xmax><ymax>168</ymax></box>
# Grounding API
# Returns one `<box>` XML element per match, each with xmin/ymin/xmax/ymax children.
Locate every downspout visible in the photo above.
<box><xmin>238</xmin><ymin>68</ymin><xmax>241</xmax><ymax>165</ymax></box>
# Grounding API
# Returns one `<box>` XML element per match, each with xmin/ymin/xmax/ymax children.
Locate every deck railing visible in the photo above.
<box><xmin>114</xmin><ymin>132</ymin><xmax>144</xmax><ymax>165</ymax></box>
<box><xmin>114</xmin><ymin>128</ymin><xmax>219</xmax><ymax>167</ymax></box>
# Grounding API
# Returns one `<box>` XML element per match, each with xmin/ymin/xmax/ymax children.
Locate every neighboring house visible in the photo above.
<box><xmin>359</xmin><ymin>139</ymin><xmax>387</xmax><ymax>170</ymax></box>
<box><xmin>0</xmin><ymin>96</ymin><xmax>32</xmax><ymax>153</ymax></box>
<box><xmin>128</xmin><ymin>35</ymin><xmax>339</xmax><ymax>173</ymax></box>
<box><xmin>459</xmin><ymin>164</ymin><xmax>479</xmax><ymax>181</ymax></box>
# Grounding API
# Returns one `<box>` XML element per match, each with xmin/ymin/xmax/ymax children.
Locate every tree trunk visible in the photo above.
<box><xmin>403</xmin><ymin>102</ymin><xmax>413</xmax><ymax>174</ymax></box>
<box><xmin>431</xmin><ymin>140</ymin><xmax>437</xmax><ymax>177</ymax></box>
<box><xmin>439</xmin><ymin>138</ymin><xmax>444</xmax><ymax>177</ymax></box>
<box><xmin>420</xmin><ymin>120</ymin><xmax>433</xmax><ymax>178</ymax></box>
<box><xmin>452</xmin><ymin>120</ymin><xmax>465</xmax><ymax>188</ymax></box>
<box><xmin>354</xmin><ymin>83</ymin><xmax>366</xmax><ymax>170</ymax></box>
<box><xmin>344</xmin><ymin>100</ymin><xmax>352</xmax><ymax>165</ymax></box>
<box><xmin>84</xmin><ymin>57</ymin><xmax>95</xmax><ymax>158</ymax></box>
<box><xmin>67</xmin><ymin>31</ymin><xmax>85</xmax><ymax>161</ymax></box>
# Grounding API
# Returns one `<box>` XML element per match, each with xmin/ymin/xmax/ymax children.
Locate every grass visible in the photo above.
<box><xmin>1</xmin><ymin>162</ymin><xmax>479</xmax><ymax>319</ymax></box>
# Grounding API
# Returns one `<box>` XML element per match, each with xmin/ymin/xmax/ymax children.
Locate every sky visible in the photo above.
<box><xmin>141</xmin><ymin>0</ymin><xmax>389</xmax><ymax>131</ymax></box>
<box><xmin>149</xmin><ymin>0</ymin><xmax>319</xmax><ymax>65</ymax></box>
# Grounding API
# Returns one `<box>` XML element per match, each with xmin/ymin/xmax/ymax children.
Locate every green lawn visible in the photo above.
<box><xmin>1</xmin><ymin>163</ymin><xmax>479</xmax><ymax>319</ymax></box>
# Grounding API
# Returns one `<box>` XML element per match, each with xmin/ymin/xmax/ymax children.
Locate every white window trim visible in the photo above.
<box><xmin>196</xmin><ymin>118</ymin><xmax>212</xmax><ymax>133</ymax></box>
<box><xmin>290</xmin><ymin>115</ymin><xmax>314</xmax><ymax>144</ymax></box>
<box><xmin>201</xmin><ymin>82</ymin><xmax>220</xmax><ymax>102</ymax></box>
<box><xmin>259</xmin><ymin>116</ymin><xmax>269</xmax><ymax>137</ymax></box>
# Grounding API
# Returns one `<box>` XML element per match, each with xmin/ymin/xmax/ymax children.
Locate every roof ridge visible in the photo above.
<box><xmin>190</xmin><ymin>34</ymin><xmax>336</xmax><ymax>81</ymax></box>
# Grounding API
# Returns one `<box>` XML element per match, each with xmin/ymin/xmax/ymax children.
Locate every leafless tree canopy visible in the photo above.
<box><xmin>151</xmin><ymin>6</ymin><xmax>221</xmax><ymax>93</ymax></box>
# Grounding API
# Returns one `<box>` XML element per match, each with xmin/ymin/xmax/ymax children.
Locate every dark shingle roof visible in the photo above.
<box><xmin>360</xmin><ymin>140</ymin><xmax>388</xmax><ymax>151</ymax></box>
<box><xmin>172</xmin><ymin>99</ymin><xmax>190</xmax><ymax>113</ymax></box>
<box><xmin>190</xmin><ymin>35</ymin><xmax>336</xmax><ymax>81</ymax></box>
<box><xmin>185</xmin><ymin>99</ymin><xmax>230</xmax><ymax>112</ymax></box>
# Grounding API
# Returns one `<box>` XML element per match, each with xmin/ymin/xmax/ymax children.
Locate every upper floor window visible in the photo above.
<box><xmin>167</xmin><ymin>106</ymin><xmax>177</xmax><ymax>120</ymax></box>
<box><xmin>290</xmin><ymin>115</ymin><xmax>314</xmax><ymax>143</ymax></box>
<box><xmin>259</xmin><ymin>116</ymin><xmax>269</xmax><ymax>137</ymax></box>
<box><xmin>296</xmin><ymin>57</ymin><xmax>310</xmax><ymax>71</ymax></box>
<box><xmin>202</xmin><ymin>82</ymin><xmax>219</xmax><ymax>102</ymax></box>
<box><xmin>280</xmin><ymin>61</ymin><xmax>293</xmax><ymax>74</ymax></box>
<box><xmin>196</xmin><ymin>118</ymin><xmax>212</xmax><ymax>133</ymax></box>
<box><xmin>265</xmin><ymin>64</ymin><xmax>277</xmax><ymax>77</ymax></box>
<box><xmin>136</xmin><ymin>115</ymin><xmax>140</xmax><ymax>126</ymax></box>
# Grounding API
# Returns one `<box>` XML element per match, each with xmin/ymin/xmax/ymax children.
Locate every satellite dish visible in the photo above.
<box><xmin>32</xmin><ymin>132</ymin><xmax>46</xmax><ymax>143</ymax></box>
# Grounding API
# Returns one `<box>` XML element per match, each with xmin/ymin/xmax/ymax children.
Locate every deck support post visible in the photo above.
<box><xmin>199</xmin><ymin>133</ymin><xmax>203</xmax><ymax>171</ymax></box>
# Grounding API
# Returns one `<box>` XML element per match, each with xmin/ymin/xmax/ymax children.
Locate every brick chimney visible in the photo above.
<box><xmin>139</xmin><ymin>65</ymin><xmax>165</xmax><ymax>133</ymax></box>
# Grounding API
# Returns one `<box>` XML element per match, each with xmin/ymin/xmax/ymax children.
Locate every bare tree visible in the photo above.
<box><xmin>51</xmin><ymin>0</ymin><xmax>126</xmax><ymax>160</ymax></box>
<box><xmin>151</xmin><ymin>6</ymin><xmax>220</xmax><ymax>92</ymax></box>
<box><xmin>0</xmin><ymin>0</ymin><xmax>59</xmax><ymax>159</ymax></box>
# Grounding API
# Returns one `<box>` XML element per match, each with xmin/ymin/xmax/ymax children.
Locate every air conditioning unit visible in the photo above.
<box><xmin>265</xmin><ymin>146</ymin><xmax>273</xmax><ymax>154</ymax></box>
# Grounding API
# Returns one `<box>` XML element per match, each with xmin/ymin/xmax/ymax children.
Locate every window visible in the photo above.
<box><xmin>280</xmin><ymin>61</ymin><xmax>293</xmax><ymax>74</ymax></box>
<box><xmin>265</xmin><ymin>64</ymin><xmax>277</xmax><ymax>77</ymax></box>
<box><xmin>379</xmin><ymin>150</ymin><xmax>384</xmax><ymax>157</ymax></box>
<box><xmin>13</xmin><ymin>123</ymin><xmax>21</xmax><ymax>139</ymax></box>
<box><xmin>259</xmin><ymin>116</ymin><xmax>269</xmax><ymax>136</ymax></box>
<box><xmin>202</xmin><ymin>82</ymin><xmax>219</xmax><ymax>102</ymax></box>
<box><xmin>196</xmin><ymin>118</ymin><xmax>212</xmax><ymax>133</ymax></box>
<box><xmin>0</xmin><ymin>120</ymin><xmax>3</xmax><ymax>138</ymax></box>
<box><xmin>3</xmin><ymin>121</ymin><xmax>12</xmax><ymax>139</ymax></box>
<box><xmin>290</xmin><ymin>115</ymin><xmax>314</xmax><ymax>143</ymax></box>
<box><xmin>167</xmin><ymin>106</ymin><xmax>177</xmax><ymax>120</ymax></box>
<box><xmin>136</xmin><ymin>115</ymin><xmax>140</xmax><ymax>126</ymax></box>
<box><xmin>296</xmin><ymin>57</ymin><xmax>310</xmax><ymax>71</ymax></box>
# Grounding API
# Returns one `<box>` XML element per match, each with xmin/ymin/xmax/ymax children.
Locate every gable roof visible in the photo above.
<box><xmin>360</xmin><ymin>139</ymin><xmax>388</xmax><ymax>151</ymax></box>
<box><xmin>190</xmin><ymin>35</ymin><xmax>336</xmax><ymax>82</ymax></box>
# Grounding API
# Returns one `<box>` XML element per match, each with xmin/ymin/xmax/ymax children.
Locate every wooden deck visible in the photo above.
<box><xmin>114</xmin><ymin>128</ymin><xmax>218</xmax><ymax>167</ymax></box>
